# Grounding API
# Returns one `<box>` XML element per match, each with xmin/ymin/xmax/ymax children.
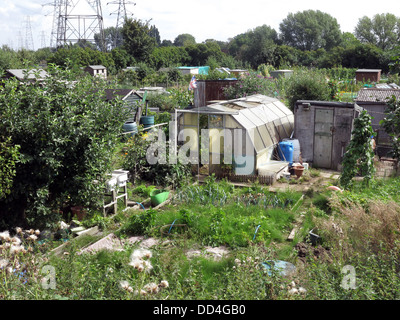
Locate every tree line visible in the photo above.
<box><xmin>1</xmin><ymin>10</ymin><xmax>400</xmax><ymax>77</ymax></box>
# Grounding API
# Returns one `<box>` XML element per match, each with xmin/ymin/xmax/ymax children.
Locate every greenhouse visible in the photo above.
<box><xmin>175</xmin><ymin>94</ymin><xmax>294</xmax><ymax>180</ymax></box>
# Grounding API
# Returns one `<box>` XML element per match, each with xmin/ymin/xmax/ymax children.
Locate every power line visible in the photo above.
<box><xmin>107</xmin><ymin>0</ymin><xmax>135</xmax><ymax>49</ymax></box>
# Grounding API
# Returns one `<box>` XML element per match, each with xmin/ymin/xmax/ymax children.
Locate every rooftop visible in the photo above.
<box><xmin>355</xmin><ymin>88</ymin><xmax>400</xmax><ymax>103</ymax></box>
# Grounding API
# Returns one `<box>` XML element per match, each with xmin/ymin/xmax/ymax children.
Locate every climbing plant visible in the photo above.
<box><xmin>380</xmin><ymin>96</ymin><xmax>400</xmax><ymax>160</ymax></box>
<box><xmin>339</xmin><ymin>110</ymin><xmax>375</xmax><ymax>189</ymax></box>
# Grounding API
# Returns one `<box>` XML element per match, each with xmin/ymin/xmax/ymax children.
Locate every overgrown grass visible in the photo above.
<box><xmin>2</xmin><ymin>176</ymin><xmax>400</xmax><ymax>300</ymax></box>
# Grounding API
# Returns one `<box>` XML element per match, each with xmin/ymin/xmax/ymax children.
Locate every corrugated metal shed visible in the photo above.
<box><xmin>294</xmin><ymin>100</ymin><xmax>363</xmax><ymax>170</ymax></box>
<box><xmin>355</xmin><ymin>88</ymin><xmax>400</xmax><ymax>157</ymax></box>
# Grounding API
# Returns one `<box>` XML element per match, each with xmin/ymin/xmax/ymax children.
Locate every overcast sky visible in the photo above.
<box><xmin>1</xmin><ymin>0</ymin><xmax>399</xmax><ymax>50</ymax></box>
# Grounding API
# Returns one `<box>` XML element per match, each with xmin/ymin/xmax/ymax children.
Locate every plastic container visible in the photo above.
<box><xmin>140</xmin><ymin>116</ymin><xmax>155</xmax><ymax>132</ymax></box>
<box><xmin>262</xmin><ymin>260</ymin><xmax>296</xmax><ymax>277</ymax></box>
<box><xmin>123</xmin><ymin>121</ymin><xmax>138</xmax><ymax>138</ymax></box>
<box><xmin>150</xmin><ymin>189</ymin><xmax>169</xmax><ymax>206</ymax></box>
<box><xmin>278</xmin><ymin>141</ymin><xmax>294</xmax><ymax>165</ymax></box>
<box><xmin>283</xmin><ymin>138</ymin><xmax>301</xmax><ymax>163</ymax></box>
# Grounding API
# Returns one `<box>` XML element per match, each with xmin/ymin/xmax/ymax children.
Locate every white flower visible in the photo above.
<box><xmin>159</xmin><ymin>280</ymin><xmax>169</xmax><ymax>288</ymax></box>
<box><xmin>142</xmin><ymin>260</ymin><xmax>153</xmax><ymax>273</ymax></box>
<box><xmin>298</xmin><ymin>287</ymin><xmax>307</xmax><ymax>294</ymax></box>
<box><xmin>15</xmin><ymin>227</ymin><xmax>22</xmax><ymax>234</ymax></box>
<box><xmin>0</xmin><ymin>259</ymin><xmax>9</xmax><ymax>268</ymax></box>
<box><xmin>234</xmin><ymin>258</ymin><xmax>241</xmax><ymax>264</ymax></box>
<box><xmin>130</xmin><ymin>248</ymin><xmax>152</xmax><ymax>260</ymax></box>
<box><xmin>28</xmin><ymin>234</ymin><xmax>38</xmax><ymax>241</ymax></box>
<box><xmin>128</xmin><ymin>257</ymin><xmax>143</xmax><ymax>269</ymax></box>
<box><xmin>11</xmin><ymin>237</ymin><xmax>21</xmax><ymax>245</ymax></box>
<box><xmin>0</xmin><ymin>231</ymin><xmax>10</xmax><ymax>242</ymax></box>
<box><xmin>288</xmin><ymin>288</ymin><xmax>299</xmax><ymax>295</ymax></box>
<box><xmin>10</xmin><ymin>245</ymin><xmax>25</xmax><ymax>254</ymax></box>
<box><xmin>139</xmin><ymin>289</ymin><xmax>147</xmax><ymax>296</ymax></box>
<box><xmin>144</xmin><ymin>282</ymin><xmax>159</xmax><ymax>294</ymax></box>
<box><xmin>35</xmin><ymin>229</ymin><xmax>40</xmax><ymax>236</ymax></box>
<box><xmin>120</xmin><ymin>280</ymin><xmax>130</xmax><ymax>290</ymax></box>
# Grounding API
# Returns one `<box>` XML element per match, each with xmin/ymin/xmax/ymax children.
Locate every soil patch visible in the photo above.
<box><xmin>295</xmin><ymin>242</ymin><xmax>333</xmax><ymax>264</ymax></box>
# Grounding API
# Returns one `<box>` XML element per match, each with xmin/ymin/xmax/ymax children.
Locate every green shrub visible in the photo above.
<box><xmin>284</xmin><ymin>68</ymin><xmax>332</xmax><ymax>110</ymax></box>
<box><xmin>0</xmin><ymin>65</ymin><xmax>129</xmax><ymax>229</ymax></box>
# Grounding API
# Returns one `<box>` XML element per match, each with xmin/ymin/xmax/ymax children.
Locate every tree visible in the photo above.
<box><xmin>122</xmin><ymin>18</ymin><xmax>156</xmax><ymax>63</ymax></box>
<box><xmin>149</xmin><ymin>25</ymin><xmax>161</xmax><ymax>46</ymax></box>
<box><xmin>185</xmin><ymin>42</ymin><xmax>224</xmax><ymax>66</ymax></box>
<box><xmin>0</xmin><ymin>65</ymin><xmax>129</xmax><ymax>228</ymax></box>
<box><xmin>149</xmin><ymin>46</ymin><xmax>190</xmax><ymax>70</ymax></box>
<box><xmin>279</xmin><ymin>10</ymin><xmax>342</xmax><ymax>51</ymax></box>
<box><xmin>355</xmin><ymin>13</ymin><xmax>400</xmax><ymax>50</ymax></box>
<box><xmin>228</xmin><ymin>25</ymin><xmax>278</xmax><ymax>67</ymax></box>
<box><xmin>340</xmin><ymin>43</ymin><xmax>384</xmax><ymax>70</ymax></box>
<box><xmin>174</xmin><ymin>33</ymin><xmax>196</xmax><ymax>47</ymax></box>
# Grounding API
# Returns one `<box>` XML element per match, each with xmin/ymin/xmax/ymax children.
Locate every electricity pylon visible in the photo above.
<box><xmin>49</xmin><ymin>0</ymin><xmax>105</xmax><ymax>51</ymax></box>
<box><xmin>107</xmin><ymin>0</ymin><xmax>135</xmax><ymax>49</ymax></box>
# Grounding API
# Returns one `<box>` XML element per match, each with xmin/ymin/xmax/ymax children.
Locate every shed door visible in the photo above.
<box><xmin>313</xmin><ymin>108</ymin><xmax>334</xmax><ymax>168</ymax></box>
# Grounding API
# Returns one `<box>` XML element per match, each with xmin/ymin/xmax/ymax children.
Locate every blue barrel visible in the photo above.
<box><xmin>278</xmin><ymin>141</ymin><xmax>294</xmax><ymax>165</ymax></box>
<box><xmin>140</xmin><ymin>116</ymin><xmax>155</xmax><ymax>132</ymax></box>
<box><xmin>283</xmin><ymin>138</ymin><xmax>300</xmax><ymax>163</ymax></box>
<box><xmin>123</xmin><ymin>121</ymin><xmax>138</xmax><ymax>138</ymax></box>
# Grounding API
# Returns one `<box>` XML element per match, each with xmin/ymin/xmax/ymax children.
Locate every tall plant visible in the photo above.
<box><xmin>339</xmin><ymin>110</ymin><xmax>375</xmax><ymax>189</ymax></box>
<box><xmin>380</xmin><ymin>96</ymin><xmax>400</xmax><ymax>160</ymax></box>
<box><xmin>0</xmin><ymin>65</ymin><xmax>129</xmax><ymax>228</ymax></box>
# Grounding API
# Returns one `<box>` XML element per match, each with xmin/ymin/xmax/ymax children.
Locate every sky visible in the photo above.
<box><xmin>1</xmin><ymin>0</ymin><xmax>400</xmax><ymax>51</ymax></box>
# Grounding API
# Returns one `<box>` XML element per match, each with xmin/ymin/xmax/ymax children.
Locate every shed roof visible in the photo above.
<box><xmin>356</xmin><ymin>69</ymin><xmax>382</xmax><ymax>73</ymax></box>
<box><xmin>5</xmin><ymin>69</ymin><xmax>48</xmax><ymax>81</ymax></box>
<box><xmin>355</xmin><ymin>88</ymin><xmax>400</xmax><ymax>104</ymax></box>
<box><xmin>86</xmin><ymin>65</ymin><xmax>106</xmax><ymax>70</ymax></box>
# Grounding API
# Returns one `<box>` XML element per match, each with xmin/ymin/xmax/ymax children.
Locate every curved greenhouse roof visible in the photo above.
<box><xmin>184</xmin><ymin>94</ymin><xmax>294</xmax><ymax>153</ymax></box>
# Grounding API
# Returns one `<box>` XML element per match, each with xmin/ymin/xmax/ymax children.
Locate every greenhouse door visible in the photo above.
<box><xmin>313</xmin><ymin>108</ymin><xmax>334</xmax><ymax>168</ymax></box>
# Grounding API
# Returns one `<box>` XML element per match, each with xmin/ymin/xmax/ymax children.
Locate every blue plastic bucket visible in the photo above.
<box><xmin>278</xmin><ymin>141</ymin><xmax>294</xmax><ymax>165</ymax></box>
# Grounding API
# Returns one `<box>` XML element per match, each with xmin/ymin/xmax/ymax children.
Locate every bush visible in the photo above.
<box><xmin>284</xmin><ymin>68</ymin><xmax>332</xmax><ymax>110</ymax></box>
<box><xmin>0</xmin><ymin>65</ymin><xmax>129</xmax><ymax>229</ymax></box>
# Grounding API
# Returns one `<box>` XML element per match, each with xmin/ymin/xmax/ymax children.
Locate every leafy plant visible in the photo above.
<box><xmin>340</xmin><ymin>110</ymin><xmax>375</xmax><ymax>189</ymax></box>
<box><xmin>0</xmin><ymin>65</ymin><xmax>129</xmax><ymax>228</ymax></box>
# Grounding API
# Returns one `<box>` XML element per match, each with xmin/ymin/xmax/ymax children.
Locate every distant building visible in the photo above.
<box><xmin>84</xmin><ymin>65</ymin><xmax>107</xmax><ymax>79</ymax></box>
<box><xmin>177</xmin><ymin>66</ymin><xmax>210</xmax><ymax>76</ymax></box>
<box><xmin>355</xmin><ymin>69</ymin><xmax>381</xmax><ymax>83</ymax></box>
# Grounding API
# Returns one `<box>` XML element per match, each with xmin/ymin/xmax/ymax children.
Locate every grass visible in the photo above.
<box><xmin>2</xmin><ymin>176</ymin><xmax>400</xmax><ymax>300</ymax></box>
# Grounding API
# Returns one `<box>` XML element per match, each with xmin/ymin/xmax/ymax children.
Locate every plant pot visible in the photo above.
<box><xmin>309</xmin><ymin>229</ymin><xmax>321</xmax><ymax>246</ymax></box>
<box><xmin>293</xmin><ymin>165</ymin><xmax>304</xmax><ymax>178</ymax></box>
<box><xmin>150</xmin><ymin>189</ymin><xmax>170</xmax><ymax>207</ymax></box>
<box><xmin>71</xmin><ymin>206</ymin><xmax>86</xmax><ymax>221</ymax></box>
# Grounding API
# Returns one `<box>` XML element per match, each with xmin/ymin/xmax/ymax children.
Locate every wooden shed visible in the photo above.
<box><xmin>355</xmin><ymin>88</ymin><xmax>400</xmax><ymax>157</ymax></box>
<box><xmin>194</xmin><ymin>79</ymin><xmax>238</xmax><ymax>108</ymax></box>
<box><xmin>355</xmin><ymin>69</ymin><xmax>381</xmax><ymax>83</ymax></box>
<box><xmin>293</xmin><ymin>100</ymin><xmax>363</xmax><ymax>170</ymax></box>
